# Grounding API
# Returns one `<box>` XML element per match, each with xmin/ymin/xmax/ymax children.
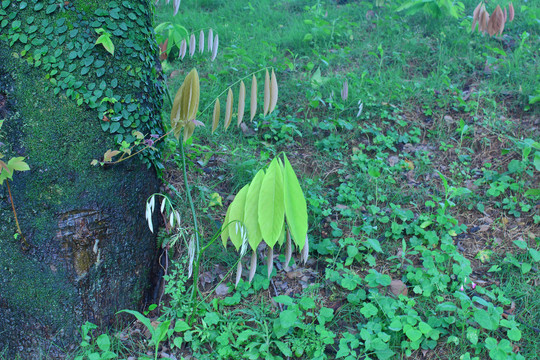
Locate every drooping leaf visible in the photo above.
<box><xmin>263</xmin><ymin>69</ymin><xmax>270</xmax><ymax>116</ymax></box>
<box><xmin>188</xmin><ymin>236</ymin><xmax>195</xmax><ymax>278</ymax></box>
<box><xmin>228</xmin><ymin>184</ymin><xmax>250</xmax><ymax>250</ymax></box>
<box><xmin>269</xmin><ymin>69</ymin><xmax>278</xmax><ymax>114</ymax></box>
<box><xmin>487</xmin><ymin>5</ymin><xmax>505</xmax><ymax>36</ymax></box>
<box><xmin>258</xmin><ymin>158</ymin><xmax>284</xmax><ymax>248</ymax></box>
<box><xmin>472</xmin><ymin>1</ymin><xmax>483</xmax><ymax>31</ymax></box>
<box><xmin>208</xmin><ymin>28</ymin><xmax>213</xmax><ymax>51</ymax></box>
<box><xmin>508</xmin><ymin>2</ymin><xmax>514</xmax><ymax>21</ymax></box>
<box><xmin>179</xmin><ymin>39</ymin><xmax>186</xmax><ymax>59</ymax></box>
<box><xmin>212</xmin><ymin>98</ymin><xmax>220</xmax><ymax>133</ymax></box>
<box><xmin>250</xmin><ymin>74</ymin><xmax>257</xmax><ymax>121</ymax></box>
<box><xmin>173</xmin><ymin>0</ymin><xmax>181</xmax><ymax>16</ymax></box>
<box><xmin>189</xmin><ymin>33</ymin><xmax>195</xmax><ymax>57</ymax></box>
<box><xmin>300</xmin><ymin>235</ymin><xmax>309</xmax><ymax>264</ymax></box>
<box><xmin>267</xmin><ymin>246</ymin><xmax>274</xmax><ymax>277</ymax></box>
<box><xmin>224</xmin><ymin>88</ymin><xmax>233</xmax><ymax>130</ymax></box>
<box><xmin>278</xmin><ymin>222</ymin><xmax>286</xmax><ymax>247</ymax></box>
<box><xmin>282</xmin><ymin>154</ymin><xmax>308</xmax><ymax>250</ymax></box>
<box><xmin>235</xmin><ymin>260</ymin><xmax>242</xmax><ymax>288</ymax></box>
<box><xmin>284</xmin><ymin>230</ymin><xmax>292</xmax><ymax>267</ymax></box>
<box><xmin>249</xmin><ymin>250</ymin><xmax>257</xmax><ymax>283</ymax></box>
<box><xmin>198</xmin><ymin>29</ymin><xmax>204</xmax><ymax>53</ymax></box>
<box><xmin>341</xmin><ymin>79</ymin><xmax>348</xmax><ymax>100</ymax></box>
<box><xmin>244</xmin><ymin>169</ymin><xmax>265</xmax><ymax>251</ymax></box>
<box><xmin>237</xmin><ymin>80</ymin><xmax>245</xmax><ymax>126</ymax></box>
<box><xmin>170</xmin><ymin>69</ymin><xmax>200</xmax><ymax>141</ymax></box>
<box><xmin>211</xmin><ymin>34</ymin><xmax>218</xmax><ymax>61</ymax></box>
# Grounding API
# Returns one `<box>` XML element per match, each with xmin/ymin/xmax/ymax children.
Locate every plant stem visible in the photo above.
<box><xmin>164</xmin><ymin>76</ymin><xmax>203</xmax><ymax>323</ymax></box>
<box><xmin>179</xmin><ymin>139</ymin><xmax>201</xmax><ymax>298</ymax></box>
<box><xmin>6</xmin><ymin>179</ymin><xmax>29</xmax><ymax>250</ymax></box>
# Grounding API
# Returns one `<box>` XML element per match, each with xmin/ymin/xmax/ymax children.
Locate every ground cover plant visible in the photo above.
<box><xmin>2</xmin><ymin>0</ymin><xmax>538</xmax><ymax>359</ymax></box>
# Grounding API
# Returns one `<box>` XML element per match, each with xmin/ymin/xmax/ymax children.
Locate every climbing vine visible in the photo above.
<box><xmin>0</xmin><ymin>0</ymin><xmax>165</xmax><ymax>167</ymax></box>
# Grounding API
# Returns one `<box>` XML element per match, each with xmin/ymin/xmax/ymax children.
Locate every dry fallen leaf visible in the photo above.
<box><xmin>389</xmin><ymin>279</ymin><xmax>408</xmax><ymax>297</ymax></box>
<box><xmin>478</xmin><ymin>224</ymin><xmax>490</xmax><ymax>232</ymax></box>
<box><xmin>215</xmin><ymin>283</ymin><xmax>229</xmax><ymax>297</ymax></box>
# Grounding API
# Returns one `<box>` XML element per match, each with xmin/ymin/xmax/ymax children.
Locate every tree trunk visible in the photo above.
<box><xmin>0</xmin><ymin>0</ymin><xmax>163</xmax><ymax>357</ymax></box>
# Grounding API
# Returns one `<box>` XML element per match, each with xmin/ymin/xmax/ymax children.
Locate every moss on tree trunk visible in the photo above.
<box><xmin>0</xmin><ymin>0</ymin><xmax>163</xmax><ymax>357</ymax></box>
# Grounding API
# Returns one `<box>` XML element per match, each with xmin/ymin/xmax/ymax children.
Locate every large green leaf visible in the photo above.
<box><xmin>283</xmin><ymin>154</ymin><xmax>307</xmax><ymax>250</ymax></box>
<box><xmin>244</xmin><ymin>169</ymin><xmax>265</xmax><ymax>251</ymax></box>
<box><xmin>228</xmin><ymin>184</ymin><xmax>249</xmax><ymax>250</ymax></box>
<box><xmin>258</xmin><ymin>158</ymin><xmax>284</xmax><ymax>248</ymax></box>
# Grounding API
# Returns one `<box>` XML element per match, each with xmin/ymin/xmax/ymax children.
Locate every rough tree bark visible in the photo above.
<box><xmin>0</xmin><ymin>0</ymin><xmax>163</xmax><ymax>357</ymax></box>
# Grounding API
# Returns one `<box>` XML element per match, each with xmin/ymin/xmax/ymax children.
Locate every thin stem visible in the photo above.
<box><xmin>6</xmin><ymin>179</ymin><xmax>29</xmax><ymax>250</ymax></box>
<box><xmin>179</xmin><ymin>139</ymin><xmax>201</xmax><ymax>294</ymax></box>
<box><xmin>164</xmin><ymin>83</ymin><xmax>203</xmax><ymax>321</ymax></box>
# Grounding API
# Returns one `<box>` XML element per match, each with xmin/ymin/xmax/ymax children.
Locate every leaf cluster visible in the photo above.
<box><xmin>220</xmin><ymin>154</ymin><xmax>308</xmax><ymax>285</ymax></box>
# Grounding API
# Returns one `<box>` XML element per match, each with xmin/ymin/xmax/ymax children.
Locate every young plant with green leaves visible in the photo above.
<box><xmin>143</xmin><ymin>66</ymin><xmax>290</xmax><ymax>317</ymax></box>
<box><xmin>0</xmin><ymin>119</ymin><xmax>30</xmax><ymax>249</ymax></box>
<box><xmin>221</xmin><ymin>153</ymin><xmax>309</xmax><ymax>285</ymax></box>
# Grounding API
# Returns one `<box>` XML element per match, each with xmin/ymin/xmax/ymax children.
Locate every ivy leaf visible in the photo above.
<box><xmin>258</xmin><ymin>158</ymin><xmax>284</xmax><ymax>248</ymax></box>
<box><xmin>95</xmin><ymin>29</ymin><xmax>115</xmax><ymax>55</ymax></box>
<box><xmin>282</xmin><ymin>154</ymin><xmax>307</xmax><ymax>250</ymax></box>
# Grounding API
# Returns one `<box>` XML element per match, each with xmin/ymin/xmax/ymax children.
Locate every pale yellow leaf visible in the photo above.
<box><xmin>301</xmin><ymin>234</ymin><xmax>309</xmax><ymax>264</ymax></box>
<box><xmin>211</xmin><ymin>34</ymin><xmax>218</xmax><ymax>61</ymax></box>
<box><xmin>249</xmin><ymin>250</ymin><xmax>257</xmax><ymax>283</ymax></box>
<box><xmin>263</xmin><ymin>69</ymin><xmax>270</xmax><ymax>116</ymax></box>
<box><xmin>284</xmin><ymin>230</ymin><xmax>292</xmax><ymax>267</ymax></box>
<box><xmin>224</xmin><ymin>88</ymin><xmax>233</xmax><ymax>130</ymax></box>
<box><xmin>199</xmin><ymin>30</ymin><xmax>204</xmax><ymax>53</ymax></box>
<box><xmin>237</xmin><ymin>80</ymin><xmax>246</xmax><ymax>126</ymax></box>
<box><xmin>170</xmin><ymin>69</ymin><xmax>200</xmax><ymax>141</ymax></box>
<box><xmin>208</xmin><ymin>28</ymin><xmax>214</xmax><ymax>51</ymax></box>
<box><xmin>212</xmin><ymin>98</ymin><xmax>220</xmax><ymax>134</ymax></box>
<box><xmin>189</xmin><ymin>33</ymin><xmax>195</xmax><ymax>57</ymax></box>
<box><xmin>235</xmin><ymin>261</ymin><xmax>242</xmax><ymax>288</ymax></box>
<box><xmin>179</xmin><ymin>39</ymin><xmax>187</xmax><ymax>59</ymax></box>
<box><xmin>250</xmin><ymin>75</ymin><xmax>257</xmax><ymax>121</ymax></box>
<box><xmin>269</xmin><ymin>69</ymin><xmax>278</xmax><ymax>114</ymax></box>
<box><xmin>509</xmin><ymin>2</ymin><xmax>514</xmax><ymax>21</ymax></box>
<box><xmin>267</xmin><ymin>246</ymin><xmax>273</xmax><ymax>278</ymax></box>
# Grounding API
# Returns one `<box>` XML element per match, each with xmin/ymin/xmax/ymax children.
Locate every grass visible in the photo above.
<box><xmin>41</xmin><ymin>0</ymin><xmax>540</xmax><ymax>359</ymax></box>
